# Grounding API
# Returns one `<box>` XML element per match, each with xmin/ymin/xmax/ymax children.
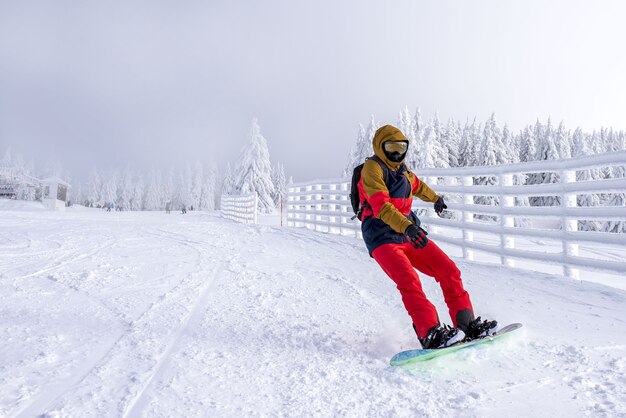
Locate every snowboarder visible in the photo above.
<box><xmin>357</xmin><ymin>125</ymin><xmax>497</xmax><ymax>349</ymax></box>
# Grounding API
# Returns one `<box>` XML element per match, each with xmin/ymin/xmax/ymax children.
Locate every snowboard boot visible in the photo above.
<box><xmin>464</xmin><ymin>316</ymin><xmax>498</xmax><ymax>341</ymax></box>
<box><xmin>418</xmin><ymin>324</ymin><xmax>465</xmax><ymax>349</ymax></box>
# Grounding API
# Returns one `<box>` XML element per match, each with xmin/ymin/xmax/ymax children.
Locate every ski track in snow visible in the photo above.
<box><xmin>1</xmin><ymin>210</ymin><xmax>625</xmax><ymax>417</ymax></box>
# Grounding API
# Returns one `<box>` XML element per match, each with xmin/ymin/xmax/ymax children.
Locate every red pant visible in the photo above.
<box><xmin>372</xmin><ymin>240</ymin><xmax>474</xmax><ymax>339</ymax></box>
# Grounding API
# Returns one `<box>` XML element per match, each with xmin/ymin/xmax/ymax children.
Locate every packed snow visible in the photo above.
<box><xmin>1</xmin><ymin>206</ymin><xmax>626</xmax><ymax>417</ymax></box>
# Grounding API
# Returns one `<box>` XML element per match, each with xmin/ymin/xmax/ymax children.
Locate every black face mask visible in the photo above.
<box><xmin>384</xmin><ymin>150</ymin><xmax>407</xmax><ymax>163</ymax></box>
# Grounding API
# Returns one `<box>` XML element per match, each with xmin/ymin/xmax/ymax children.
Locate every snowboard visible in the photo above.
<box><xmin>390</xmin><ymin>323</ymin><xmax>523</xmax><ymax>367</ymax></box>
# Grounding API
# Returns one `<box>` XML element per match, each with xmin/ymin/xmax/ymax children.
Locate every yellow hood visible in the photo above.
<box><xmin>372</xmin><ymin>125</ymin><xmax>408</xmax><ymax>169</ymax></box>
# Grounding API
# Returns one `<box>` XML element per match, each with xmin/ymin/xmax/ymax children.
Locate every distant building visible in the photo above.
<box><xmin>42</xmin><ymin>177</ymin><xmax>71</xmax><ymax>210</ymax></box>
<box><xmin>0</xmin><ymin>162</ymin><xmax>71</xmax><ymax>210</ymax></box>
<box><xmin>0</xmin><ymin>161</ymin><xmax>41</xmax><ymax>200</ymax></box>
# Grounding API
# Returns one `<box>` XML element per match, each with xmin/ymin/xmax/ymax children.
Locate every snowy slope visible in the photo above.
<box><xmin>1</xmin><ymin>209</ymin><xmax>625</xmax><ymax>417</ymax></box>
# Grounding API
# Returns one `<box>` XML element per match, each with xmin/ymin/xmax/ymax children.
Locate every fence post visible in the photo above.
<box><xmin>462</xmin><ymin>175</ymin><xmax>474</xmax><ymax>261</ymax></box>
<box><xmin>561</xmin><ymin>169</ymin><xmax>579</xmax><ymax>279</ymax></box>
<box><xmin>500</xmin><ymin>173</ymin><xmax>515</xmax><ymax>267</ymax></box>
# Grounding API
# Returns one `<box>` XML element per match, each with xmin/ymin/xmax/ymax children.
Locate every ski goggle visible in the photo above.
<box><xmin>383</xmin><ymin>141</ymin><xmax>409</xmax><ymax>154</ymax></box>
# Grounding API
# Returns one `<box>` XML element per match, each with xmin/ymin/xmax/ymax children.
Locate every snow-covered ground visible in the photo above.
<box><xmin>1</xmin><ymin>207</ymin><xmax>626</xmax><ymax>417</ymax></box>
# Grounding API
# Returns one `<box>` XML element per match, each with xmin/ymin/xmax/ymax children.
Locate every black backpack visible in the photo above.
<box><xmin>349</xmin><ymin>155</ymin><xmax>388</xmax><ymax>221</ymax></box>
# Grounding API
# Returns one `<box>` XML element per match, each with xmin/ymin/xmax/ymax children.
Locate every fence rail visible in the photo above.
<box><xmin>220</xmin><ymin>193</ymin><xmax>258</xmax><ymax>224</ymax></box>
<box><xmin>286</xmin><ymin>151</ymin><xmax>626</xmax><ymax>279</ymax></box>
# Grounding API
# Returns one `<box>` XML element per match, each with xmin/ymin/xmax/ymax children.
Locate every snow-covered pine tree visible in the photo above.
<box><xmin>365</xmin><ymin>114</ymin><xmax>379</xmax><ymax>155</ymax></box>
<box><xmin>176</xmin><ymin>164</ymin><xmax>193</xmax><ymax>210</ymax></box>
<box><xmin>143</xmin><ymin>169</ymin><xmax>162</xmax><ymax>211</ymax></box>
<box><xmin>130</xmin><ymin>172</ymin><xmax>145</xmax><ymax>211</ymax></box>
<box><xmin>425</xmin><ymin>111</ymin><xmax>450</xmax><ymax>167</ymax></box>
<box><xmin>200</xmin><ymin>163</ymin><xmax>217</xmax><ymax>210</ymax></box>
<box><xmin>500</xmin><ymin>124</ymin><xmax>514</xmax><ymax>163</ymax></box>
<box><xmin>536</xmin><ymin>119</ymin><xmax>561</xmax><ymax>207</ymax></box>
<box><xmin>102</xmin><ymin>170</ymin><xmax>118</xmax><ymax>208</ymax></box>
<box><xmin>506</xmin><ymin>128</ymin><xmax>530</xmax><ymax>227</ymax></box>
<box><xmin>271</xmin><ymin>162</ymin><xmax>287</xmax><ymax>208</ymax></box>
<box><xmin>343</xmin><ymin>124</ymin><xmax>368</xmax><ymax>177</ymax></box>
<box><xmin>444</xmin><ymin>118</ymin><xmax>461</xmax><ymax>168</ymax></box>
<box><xmin>222</xmin><ymin>162</ymin><xmax>236</xmax><ymax>195</ymax></box>
<box><xmin>70</xmin><ymin>182</ymin><xmax>83</xmax><ymax>206</ymax></box>
<box><xmin>474</xmin><ymin>113</ymin><xmax>507</xmax><ymax>219</ymax></box>
<box><xmin>87</xmin><ymin>168</ymin><xmax>103</xmax><ymax>207</ymax></box>
<box><xmin>431</xmin><ymin>112</ymin><xmax>443</xmax><ymax>143</ymax></box>
<box><xmin>234</xmin><ymin>118</ymin><xmax>276</xmax><ymax>213</ymax></box>
<box><xmin>519</xmin><ymin>125</ymin><xmax>536</xmax><ymax>162</ymax></box>
<box><xmin>603</xmin><ymin>131</ymin><xmax>626</xmax><ymax>233</ymax></box>
<box><xmin>413</xmin><ymin>107</ymin><xmax>425</xmax><ymax>151</ymax></box>
<box><xmin>162</xmin><ymin>168</ymin><xmax>174</xmax><ymax>209</ymax></box>
<box><xmin>191</xmin><ymin>162</ymin><xmax>203</xmax><ymax>210</ymax></box>
<box><xmin>354</xmin><ymin>116</ymin><xmax>379</xmax><ymax>171</ymax></box>
<box><xmin>416</xmin><ymin>116</ymin><xmax>449</xmax><ymax>169</ymax></box>
<box><xmin>572</xmin><ymin>129</ymin><xmax>601</xmax><ymax>231</ymax></box>
<box><xmin>398</xmin><ymin>107</ymin><xmax>419</xmax><ymax>168</ymax></box>
<box><xmin>403</xmin><ymin>109</ymin><xmax>421</xmax><ymax>168</ymax></box>
<box><xmin>555</xmin><ymin>121</ymin><xmax>572</xmax><ymax>159</ymax></box>
<box><xmin>459</xmin><ymin>118</ymin><xmax>480</xmax><ymax>167</ymax></box>
<box><xmin>117</xmin><ymin>169</ymin><xmax>133</xmax><ymax>211</ymax></box>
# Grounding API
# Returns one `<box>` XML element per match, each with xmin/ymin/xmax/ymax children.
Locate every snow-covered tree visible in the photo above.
<box><xmin>343</xmin><ymin>116</ymin><xmax>378</xmax><ymax>177</ymax></box>
<box><xmin>144</xmin><ymin>169</ymin><xmax>162</xmax><ymax>211</ymax></box>
<box><xmin>162</xmin><ymin>168</ymin><xmax>175</xmax><ymax>209</ymax></box>
<box><xmin>417</xmin><ymin>118</ymin><xmax>449</xmax><ymax>169</ymax></box>
<box><xmin>234</xmin><ymin>118</ymin><xmax>276</xmax><ymax>213</ymax></box>
<box><xmin>413</xmin><ymin>107</ymin><xmax>425</xmax><ymax>146</ymax></box>
<box><xmin>222</xmin><ymin>162</ymin><xmax>236</xmax><ymax>196</ymax></box>
<box><xmin>474</xmin><ymin>113</ymin><xmax>507</xmax><ymax>215</ymax></box>
<box><xmin>175</xmin><ymin>164</ymin><xmax>193</xmax><ymax>210</ymax></box>
<box><xmin>535</xmin><ymin>119</ymin><xmax>561</xmax><ymax>206</ymax></box>
<box><xmin>86</xmin><ymin>168</ymin><xmax>103</xmax><ymax>207</ymax></box>
<box><xmin>444</xmin><ymin>118</ymin><xmax>461</xmax><ymax>168</ymax></box>
<box><xmin>572</xmin><ymin>129</ymin><xmax>601</xmax><ymax>231</ymax></box>
<box><xmin>130</xmin><ymin>172</ymin><xmax>145</xmax><ymax>211</ymax></box>
<box><xmin>554</xmin><ymin>121</ymin><xmax>571</xmax><ymax>159</ymax></box>
<box><xmin>200</xmin><ymin>162</ymin><xmax>217</xmax><ymax>210</ymax></box>
<box><xmin>117</xmin><ymin>169</ymin><xmax>133</xmax><ymax>210</ymax></box>
<box><xmin>459</xmin><ymin>118</ymin><xmax>481</xmax><ymax>167</ymax></box>
<box><xmin>191</xmin><ymin>162</ymin><xmax>204</xmax><ymax>210</ymax></box>
<box><xmin>519</xmin><ymin>126</ymin><xmax>536</xmax><ymax>162</ymax></box>
<box><xmin>102</xmin><ymin>170</ymin><xmax>118</xmax><ymax>208</ymax></box>
<box><xmin>343</xmin><ymin>124</ymin><xmax>368</xmax><ymax>177</ymax></box>
<box><xmin>271</xmin><ymin>162</ymin><xmax>287</xmax><ymax>207</ymax></box>
<box><xmin>395</xmin><ymin>107</ymin><xmax>419</xmax><ymax>167</ymax></box>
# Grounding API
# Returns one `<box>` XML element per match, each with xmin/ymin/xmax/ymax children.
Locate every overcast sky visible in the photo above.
<box><xmin>1</xmin><ymin>0</ymin><xmax>625</xmax><ymax>181</ymax></box>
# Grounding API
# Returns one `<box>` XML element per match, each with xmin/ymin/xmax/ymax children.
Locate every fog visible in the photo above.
<box><xmin>1</xmin><ymin>0</ymin><xmax>625</xmax><ymax>181</ymax></box>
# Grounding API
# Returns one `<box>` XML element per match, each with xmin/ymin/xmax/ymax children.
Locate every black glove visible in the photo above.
<box><xmin>405</xmin><ymin>224</ymin><xmax>429</xmax><ymax>249</ymax></box>
<box><xmin>434</xmin><ymin>196</ymin><xmax>447</xmax><ymax>216</ymax></box>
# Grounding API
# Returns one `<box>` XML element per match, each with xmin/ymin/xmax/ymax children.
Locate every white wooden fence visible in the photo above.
<box><xmin>220</xmin><ymin>193</ymin><xmax>258</xmax><ymax>224</ymax></box>
<box><xmin>286</xmin><ymin>151</ymin><xmax>626</xmax><ymax>279</ymax></box>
